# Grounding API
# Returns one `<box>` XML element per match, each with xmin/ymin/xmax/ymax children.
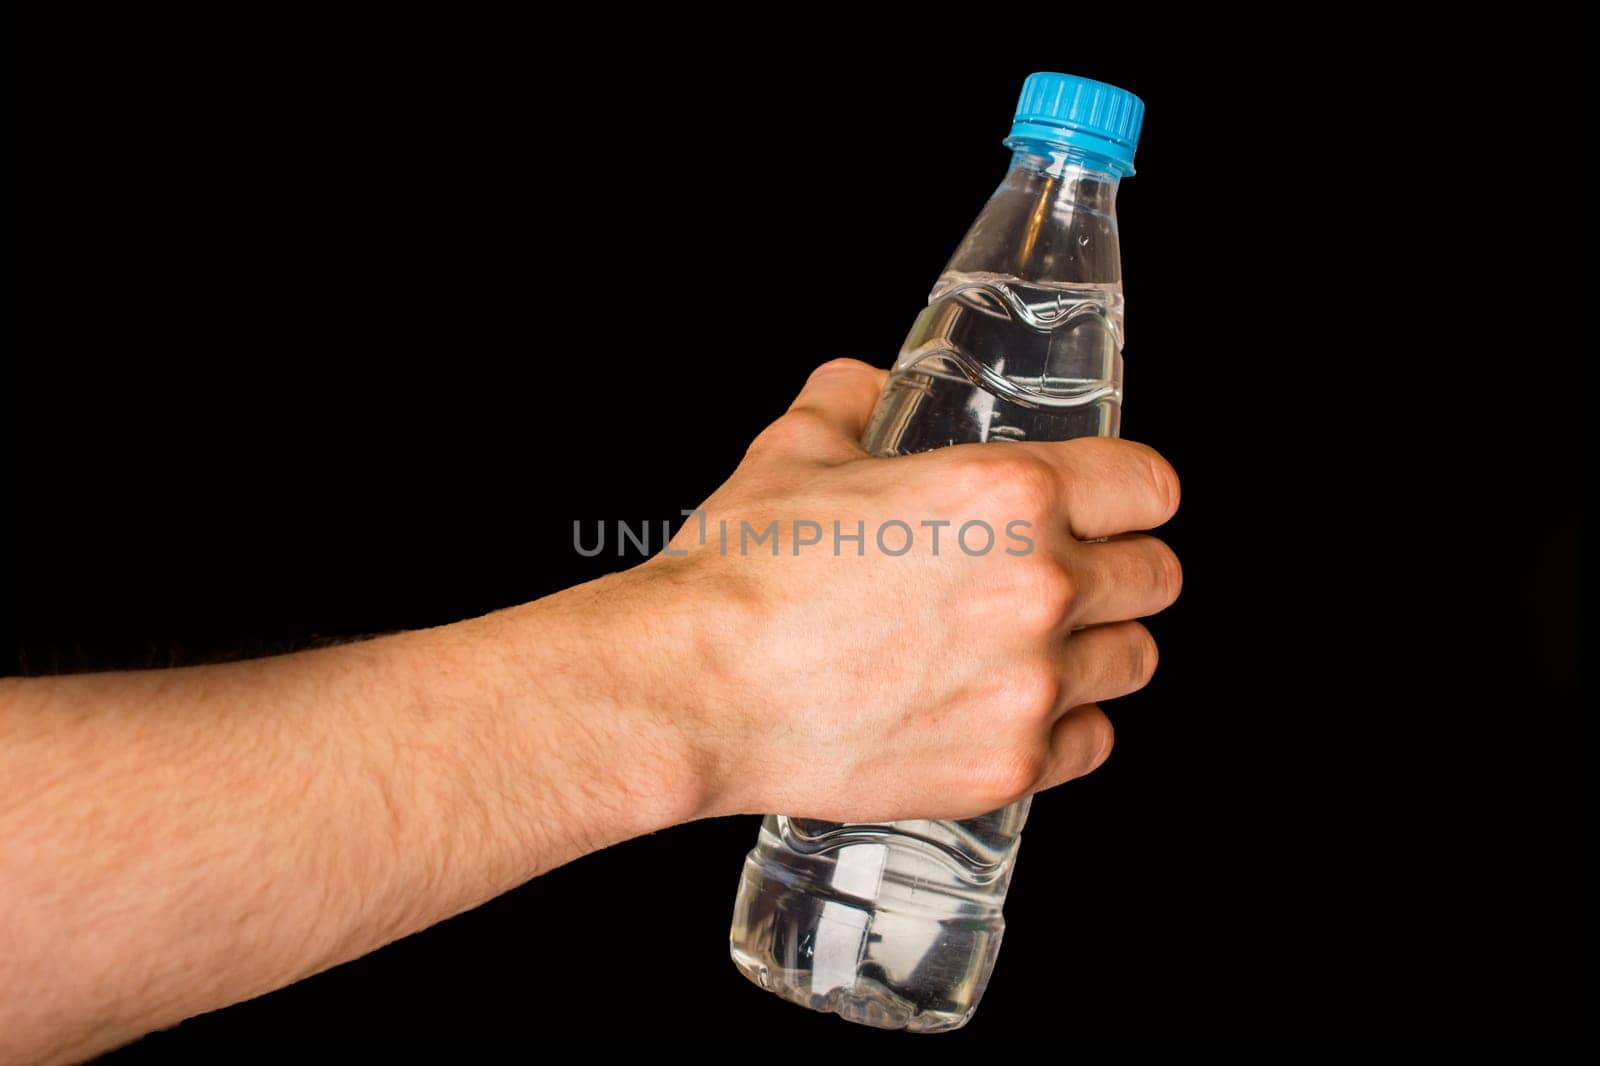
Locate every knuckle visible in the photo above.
<box><xmin>996</xmin><ymin>453</ymin><xmax>1059</xmax><ymax>516</ymax></box>
<box><xmin>1014</xmin><ymin>561</ymin><xmax>1075</xmax><ymax>630</ymax></box>
<box><xmin>744</xmin><ymin>425</ymin><xmax>783</xmax><ymax>462</ymax></box>
<box><xmin>935</xmin><ymin>451</ymin><xmax>989</xmax><ymax>501</ymax></box>
<box><xmin>974</xmin><ymin>742</ymin><xmax>1049</xmax><ymax>808</ymax></box>
<box><xmin>948</xmin><ymin>451</ymin><xmax>1056</xmax><ymax>518</ymax></box>
<box><xmin>782</xmin><ymin>408</ymin><xmax>833</xmax><ymax>438</ymax></box>
<box><xmin>747</xmin><ymin>410</ymin><xmax>824</xmax><ymax>459</ymax></box>
<box><xmin>1007</xmin><ymin>660</ymin><xmax>1063</xmax><ymax>721</ymax></box>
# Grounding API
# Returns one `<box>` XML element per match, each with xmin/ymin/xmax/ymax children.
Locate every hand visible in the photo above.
<box><xmin>639</xmin><ymin>358</ymin><xmax>1182</xmax><ymax>823</ymax></box>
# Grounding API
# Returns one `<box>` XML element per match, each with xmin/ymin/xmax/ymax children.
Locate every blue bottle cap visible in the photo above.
<box><xmin>1006</xmin><ymin>72</ymin><xmax>1144</xmax><ymax>176</ymax></box>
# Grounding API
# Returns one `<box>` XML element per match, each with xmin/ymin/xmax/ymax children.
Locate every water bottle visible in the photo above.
<box><xmin>728</xmin><ymin>72</ymin><xmax>1144</xmax><ymax>1031</ymax></box>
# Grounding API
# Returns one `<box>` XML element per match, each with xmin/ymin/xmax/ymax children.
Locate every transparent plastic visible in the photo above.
<box><xmin>729</xmin><ymin>143</ymin><xmax>1129</xmax><ymax>1031</ymax></box>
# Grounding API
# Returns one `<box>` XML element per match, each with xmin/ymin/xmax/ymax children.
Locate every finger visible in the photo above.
<box><xmin>1014</xmin><ymin>437</ymin><xmax>1180</xmax><ymax>540</ymax></box>
<box><xmin>1063</xmin><ymin>534</ymin><xmax>1182</xmax><ymax>626</ymax></box>
<box><xmin>1036</xmin><ymin>704</ymin><xmax>1114</xmax><ymax>792</ymax></box>
<box><xmin>1055</xmin><ymin>620</ymin><xmax>1158</xmax><ymax>710</ymax></box>
<box><xmin>786</xmin><ymin>358</ymin><xmax>888</xmax><ymax>442</ymax></box>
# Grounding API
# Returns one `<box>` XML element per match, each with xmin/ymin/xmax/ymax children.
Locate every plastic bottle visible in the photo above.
<box><xmin>729</xmin><ymin>72</ymin><xmax>1144</xmax><ymax>1032</ymax></box>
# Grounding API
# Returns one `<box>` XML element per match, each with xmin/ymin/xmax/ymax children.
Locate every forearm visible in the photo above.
<box><xmin>0</xmin><ymin>569</ymin><xmax>703</xmax><ymax>1063</ymax></box>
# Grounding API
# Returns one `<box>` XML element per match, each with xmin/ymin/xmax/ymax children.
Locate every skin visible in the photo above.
<box><xmin>0</xmin><ymin>359</ymin><xmax>1181</xmax><ymax>1063</ymax></box>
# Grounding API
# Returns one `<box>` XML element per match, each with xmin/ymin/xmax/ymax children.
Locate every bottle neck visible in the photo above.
<box><xmin>943</xmin><ymin>141</ymin><xmax>1124</xmax><ymax>285</ymax></box>
<box><xmin>1002</xmin><ymin>142</ymin><xmax>1121</xmax><ymax>214</ymax></box>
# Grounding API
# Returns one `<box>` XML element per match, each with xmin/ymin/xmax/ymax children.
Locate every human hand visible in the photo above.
<box><xmin>635</xmin><ymin>358</ymin><xmax>1182</xmax><ymax>823</ymax></box>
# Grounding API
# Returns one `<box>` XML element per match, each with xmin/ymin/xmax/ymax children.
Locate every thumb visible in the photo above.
<box><xmin>786</xmin><ymin>358</ymin><xmax>889</xmax><ymax>444</ymax></box>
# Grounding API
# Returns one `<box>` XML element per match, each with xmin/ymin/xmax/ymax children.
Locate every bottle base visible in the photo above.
<box><xmin>728</xmin><ymin>843</ymin><xmax>1004</xmax><ymax>1033</ymax></box>
<box><xmin>730</xmin><ymin>945</ymin><xmax>976</xmax><ymax>1033</ymax></box>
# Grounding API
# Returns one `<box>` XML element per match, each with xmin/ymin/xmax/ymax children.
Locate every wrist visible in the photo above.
<box><xmin>479</xmin><ymin>560</ymin><xmax>730</xmax><ymax>857</ymax></box>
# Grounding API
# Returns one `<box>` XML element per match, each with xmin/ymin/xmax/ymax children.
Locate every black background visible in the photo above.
<box><xmin>10</xmin><ymin>15</ymin><xmax>1582</xmax><ymax>1055</ymax></box>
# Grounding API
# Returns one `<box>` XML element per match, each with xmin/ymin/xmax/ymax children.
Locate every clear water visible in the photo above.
<box><xmin>729</xmin><ymin>272</ymin><xmax>1124</xmax><ymax>1031</ymax></box>
<box><xmin>864</xmin><ymin>272</ymin><xmax>1124</xmax><ymax>450</ymax></box>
